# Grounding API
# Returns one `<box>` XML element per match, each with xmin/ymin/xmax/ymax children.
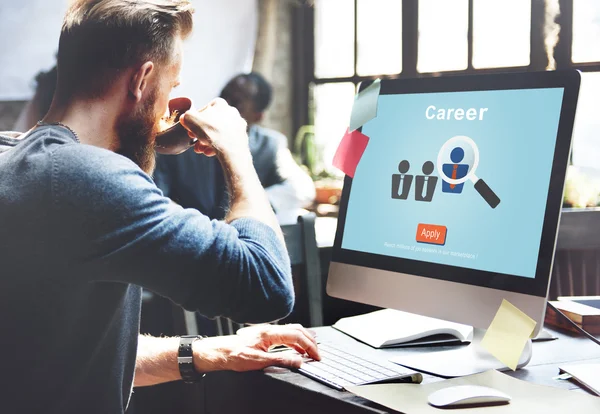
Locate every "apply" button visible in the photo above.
<box><xmin>416</xmin><ymin>224</ymin><xmax>447</xmax><ymax>246</ymax></box>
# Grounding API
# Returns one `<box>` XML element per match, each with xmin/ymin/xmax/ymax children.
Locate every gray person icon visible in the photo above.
<box><xmin>391</xmin><ymin>160</ymin><xmax>413</xmax><ymax>200</ymax></box>
<box><xmin>415</xmin><ymin>161</ymin><xmax>438</xmax><ymax>202</ymax></box>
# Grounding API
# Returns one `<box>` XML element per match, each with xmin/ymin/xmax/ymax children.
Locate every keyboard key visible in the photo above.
<box><xmin>300</xmin><ymin>364</ymin><xmax>355</xmax><ymax>387</ymax></box>
<box><xmin>297</xmin><ymin>342</ymin><xmax>420</xmax><ymax>390</ymax></box>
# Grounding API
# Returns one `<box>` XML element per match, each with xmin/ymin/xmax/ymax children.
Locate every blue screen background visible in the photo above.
<box><xmin>341</xmin><ymin>88</ymin><xmax>565</xmax><ymax>279</ymax></box>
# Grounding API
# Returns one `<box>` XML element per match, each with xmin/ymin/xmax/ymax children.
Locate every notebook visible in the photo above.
<box><xmin>545</xmin><ymin>299</ymin><xmax>600</xmax><ymax>334</ymax></box>
<box><xmin>558</xmin><ymin>295</ymin><xmax>600</xmax><ymax>310</ymax></box>
<box><xmin>559</xmin><ymin>363</ymin><xmax>600</xmax><ymax>396</ymax></box>
<box><xmin>332</xmin><ymin>308</ymin><xmax>473</xmax><ymax>348</ymax></box>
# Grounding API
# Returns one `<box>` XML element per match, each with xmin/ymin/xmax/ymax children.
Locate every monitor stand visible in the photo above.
<box><xmin>389</xmin><ymin>328</ymin><xmax>532</xmax><ymax>378</ymax></box>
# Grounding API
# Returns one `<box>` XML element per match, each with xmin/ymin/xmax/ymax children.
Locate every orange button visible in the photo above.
<box><xmin>416</xmin><ymin>224</ymin><xmax>447</xmax><ymax>246</ymax></box>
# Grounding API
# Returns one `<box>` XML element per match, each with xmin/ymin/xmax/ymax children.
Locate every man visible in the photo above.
<box><xmin>0</xmin><ymin>1</ymin><xmax>319</xmax><ymax>413</ymax></box>
<box><xmin>154</xmin><ymin>72</ymin><xmax>316</xmax><ymax>223</ymax></box>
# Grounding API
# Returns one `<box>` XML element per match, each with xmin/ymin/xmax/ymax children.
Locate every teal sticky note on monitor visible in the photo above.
<box><xmin>349</xmin><ymin>79</ymin><xmax>381</xmax><ymax>131</ymax></box>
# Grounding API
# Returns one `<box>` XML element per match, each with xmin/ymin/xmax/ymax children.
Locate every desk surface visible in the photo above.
<box><xmin>204</xmin><ymin>326</ymin><xmax>600</xmax><ymax>414</ymax></box>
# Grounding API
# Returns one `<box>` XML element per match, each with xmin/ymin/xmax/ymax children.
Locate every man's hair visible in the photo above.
<box><xmin>57</xmin><ymin>0</ymin><xmax>194</xmax><ymax>99</ymax></box>
<box><xmin>222</xmin><ymin>72</ymin><xmax>273</xmax><ymax>113</ymax></box>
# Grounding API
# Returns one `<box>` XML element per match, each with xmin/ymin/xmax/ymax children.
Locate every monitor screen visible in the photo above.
<box><xmin>341</xmin><ymin>87</ymin><xmax>565</xmax><ymax>280</ymax></box>
<box><xmin>329</xmin><ymin>71</ymin><xmax>580</xmax><ymax>332</ymax></box>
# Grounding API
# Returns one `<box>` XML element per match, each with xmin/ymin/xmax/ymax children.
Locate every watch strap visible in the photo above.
<box><xmin>178</xmin><ymin>335</ymin><xmax>206</xmax><ymax>383</ymax></box>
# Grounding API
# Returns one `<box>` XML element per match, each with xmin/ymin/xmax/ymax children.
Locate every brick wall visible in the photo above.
<box><xmin>253</xmin><ymin>0</ymin><xmax>293</xmax><ymax>143</ymax></box>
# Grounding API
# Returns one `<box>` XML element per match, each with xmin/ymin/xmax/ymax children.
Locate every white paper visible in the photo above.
<box><xmin>333</xmin><ymin>308</ymin><xmax>472</xmax><ymax>348</ymax></box>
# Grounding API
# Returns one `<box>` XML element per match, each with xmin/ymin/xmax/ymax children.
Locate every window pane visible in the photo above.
<box><xmin>418</xmin><ymin>0</ymin><xmax>468</xmax><ymax>73</ymax></box>
<box><xmin>573</xmin><ymin>0</ymin><xmax>600</xmax><ymax>63</ymax></box>
<box><xmin>314</xmin><ymin>0</ymin><xmax>355</xmax><ymax>78</ymax></box>
<box><xmin>357</xmin><ymin>0</ymin><xmax>402</xmax><ymax>76</ymax></box>
<box><xmin>571</xmin><ymin>72</ymin><xmax>600</xmax><ymax>168</ymax></box>
<box><xmin>312</xmin><ymin>82</ymin><xmax>356</xmax><ymax>174</ymax></box>
<box><xmin>472</xmin><ymin>0</ymin><xmax>531</xmax><ymax>69</ymax></box>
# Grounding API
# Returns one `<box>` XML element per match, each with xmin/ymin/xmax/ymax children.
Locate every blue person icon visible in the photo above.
<box><xmin>442</xmin><ymin>147</ymin><xmax>469</xmax><ymax>194</ymax></box>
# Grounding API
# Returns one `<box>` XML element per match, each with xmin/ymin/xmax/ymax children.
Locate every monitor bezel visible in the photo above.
<box><xmin>331</xmin><ymin>70</ymin><xmax>580</xmax><ymax>298</ymax></box>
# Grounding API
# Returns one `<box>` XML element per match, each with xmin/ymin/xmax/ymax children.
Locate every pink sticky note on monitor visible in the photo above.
<box><xmin>332</xmin><ymin>129</ymin><xmax>370</xmax><ymax>178</ymax></box>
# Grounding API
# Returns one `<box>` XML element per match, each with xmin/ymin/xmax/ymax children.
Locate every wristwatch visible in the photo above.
<box><xmin>178</xmin><ymin>335</ymin><xmax>206</xmax><ymax>383</ymax></box>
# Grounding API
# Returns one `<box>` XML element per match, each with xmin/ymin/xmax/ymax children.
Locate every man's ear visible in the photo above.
<box><xmin>129</xmin><ymin>62</ymin><xmax>154</xmax><ymax>102</ymax></box>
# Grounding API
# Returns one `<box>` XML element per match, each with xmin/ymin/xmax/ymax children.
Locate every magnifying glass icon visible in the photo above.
<box><xmin>437</xmin><ymin>135</ymin><xmax>501</xmax><ymax>209</ymax></box>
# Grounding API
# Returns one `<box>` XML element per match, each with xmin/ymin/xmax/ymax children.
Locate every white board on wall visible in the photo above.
<box><xmin>178</xmin><ymin>0</ymin><xmax>257</xmax><ymax>106</ymax></box>
<box><xmin>0</xmin><ymin>0</ymin><xmax>257</xmax><ymax>103</ymax></box>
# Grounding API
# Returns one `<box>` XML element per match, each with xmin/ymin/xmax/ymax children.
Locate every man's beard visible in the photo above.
<box><xmin>116</xmin><ymin>89</ymin><xmax>159</xmax><ymax>174</ymax></box>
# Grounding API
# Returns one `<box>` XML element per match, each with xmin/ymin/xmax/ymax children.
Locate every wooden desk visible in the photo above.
<box><xmin>202</xmin><ymin>326</ymin><xmax>600</xmax><ymax>414</ymax></box>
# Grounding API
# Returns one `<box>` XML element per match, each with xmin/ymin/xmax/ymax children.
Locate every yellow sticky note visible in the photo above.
<box><xmin>480</xmin><ymin>299</ymin><xmax>537</xmax><ymax>370</ymax></box>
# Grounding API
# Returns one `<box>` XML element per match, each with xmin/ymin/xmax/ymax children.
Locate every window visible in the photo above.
<box><xmin>472</xmin><ymin>0</ymin><xmax>531</xmax><ymax>69</ymax></box>
<box><xmin>314</xmin><ymin>0</ymin><xmax>354</xmax><ymax>79</ymax></box>
<box><xmin>312</xmin><ymin>83</ymin><xmax>356</xmax><ymax>173</ymax></box>
<box><xmin>357</xmin><ymin>0</ymin><xmax>402</xmax><ymax>76</ymax></box>
<box><xmin>301</xmin><ymin>0</ymin><xmax>600</xmax><ymax>175</ymax></box>
<box><xmin>570</xmin><ymin>0</ymin><xmax>600</xmax><ymax>168</ymax></box>
<box><xmin>312</xmin><ymin>0</ymin><xmax>403</xmax><ymax>176</ymax></box>
<box><xmin>418</xmin><ymin>0</ymin><xmax>468</xmax><ymax>73</ymax></box>
<box><xmin>572</xmin><ymin>0</ymin><xmax>600</xmax><ymax>63</ymax></box>
<box><xmin>571</xmin><ymin>72</ymin><xmax>600</xmax><ymax>168</ymax></box>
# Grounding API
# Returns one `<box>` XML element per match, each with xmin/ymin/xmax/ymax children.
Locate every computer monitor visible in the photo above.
<box><xmin>327</xmin><ymin>70</ymin><xmax>580</xmax><ymax>372</ymax></box>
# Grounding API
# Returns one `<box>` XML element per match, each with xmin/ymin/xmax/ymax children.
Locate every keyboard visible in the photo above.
<box><xmin>298</xmin><ymin>342</ymin><xmax>423</xmax><ymax>391</ymax></box>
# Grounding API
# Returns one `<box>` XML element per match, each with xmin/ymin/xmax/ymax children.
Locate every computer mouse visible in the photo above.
<box><xmin>428</xmin><ymin>385</ymin><xmax>511</xmax><ymax>408</ymax></box>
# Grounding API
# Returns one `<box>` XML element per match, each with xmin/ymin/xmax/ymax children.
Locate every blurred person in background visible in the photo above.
<box><xmin>154</xmin><ymin>72</ymin><xmax>315</xmax><ymax>224</ymax></box>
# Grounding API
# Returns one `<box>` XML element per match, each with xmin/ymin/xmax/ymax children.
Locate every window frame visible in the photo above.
<box><xmin>291</xmin><ymin>0</ymin><xmax>600</xmax><ymax>162</ymax></box>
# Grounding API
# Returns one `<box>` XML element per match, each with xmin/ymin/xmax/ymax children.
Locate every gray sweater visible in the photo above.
<box><xmin>0</xmin><ymin>125</ymin><xmax>293</xmax><ymax>413</ymax></box>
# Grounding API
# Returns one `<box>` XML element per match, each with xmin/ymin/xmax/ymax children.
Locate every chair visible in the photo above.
<box><xmin>281</xmin><ymin>212</ymin><xmax>323</xmax><ymax>327</ymax></box>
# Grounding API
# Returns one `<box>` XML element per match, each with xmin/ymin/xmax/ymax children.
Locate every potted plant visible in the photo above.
<box><xmin>294</xmin><ymin>125</ymin><xmax>343</xmax><ymax>206</ymax></box>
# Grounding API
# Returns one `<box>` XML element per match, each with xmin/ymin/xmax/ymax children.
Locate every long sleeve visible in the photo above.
<box><xmin>152</xmin><ymin>153</ymin><xmax>174</xmax><ymax>199</ymax></box>
<box><xmin>248</xmin><ymin>126</ymin><xmax>315</xmax><ymax>215</ymax></box>
<box><xmin>265</xmin><ymin>133</ymin><xmax>316</xmax><ymax>212</ymax></box>
<box><xmin>50</xmin><ymin>144</ymin><xmax>294</xmax><ymax>324</ymax></box>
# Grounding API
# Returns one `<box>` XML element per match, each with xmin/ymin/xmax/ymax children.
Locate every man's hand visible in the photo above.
<box><xmin>193</xmin><ymin>324</ymin><xmax>321</xmax><ymax>373</ymax></box>
<box><xmin>180</xmin><ymin>98</ymin><xmax>248</xmax><ymax>158</ymax></box>
<box><xmin>179</xmin><ymin>97</ymin><xmax>284</xmax><ymax>238</ymax></box>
